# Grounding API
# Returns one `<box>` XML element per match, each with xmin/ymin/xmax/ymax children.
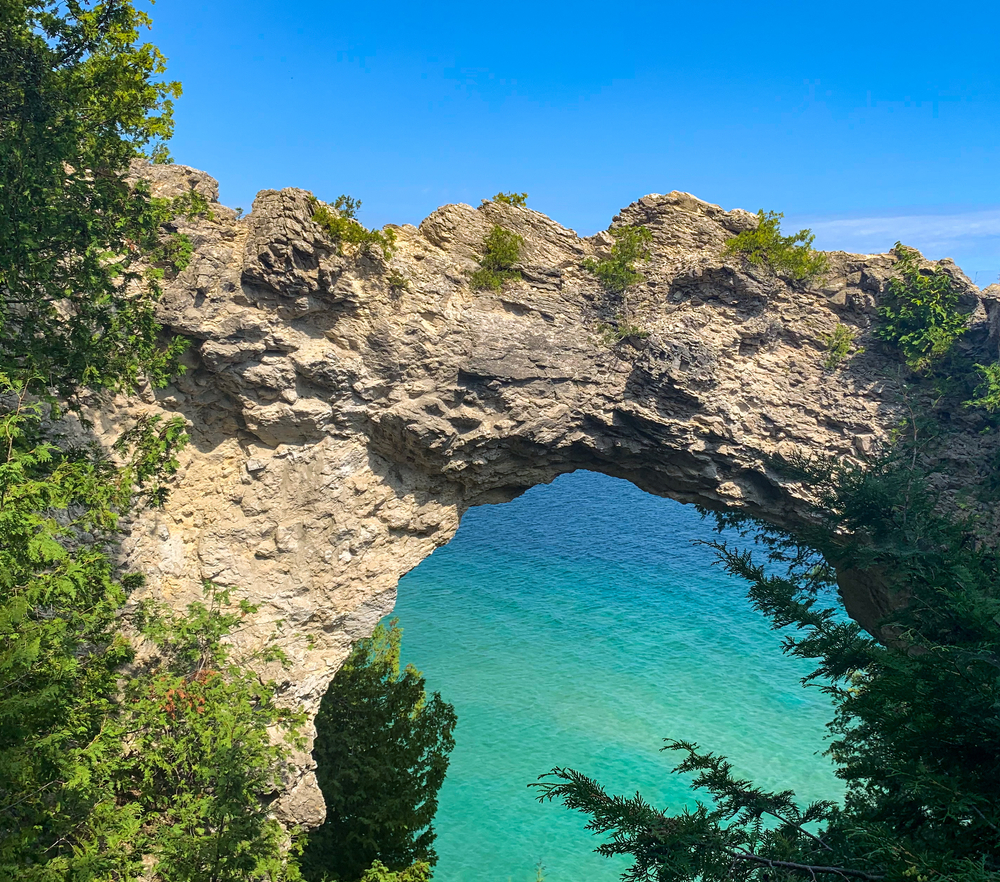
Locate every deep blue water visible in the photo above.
<box><xmin>391</xmin><ymin>471</ymin><xmax>842</xmax><ymax>881</ymax></box>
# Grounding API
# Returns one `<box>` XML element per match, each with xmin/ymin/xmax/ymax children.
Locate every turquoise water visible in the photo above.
<box><xmin>391</xmin><ymin>471</ymin><xmax>842</xmax><ymax>882</ymax></box>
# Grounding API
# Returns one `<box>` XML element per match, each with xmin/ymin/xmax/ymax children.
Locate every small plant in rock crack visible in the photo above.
<box><xmin>310</xmin><ymin>194</ymin><xmax>397</xmax><ymax>260</ymax></box>
<box><xmin>492</xmin><ymin>191</ymin><xmax>528</xmax><ymax>207</ymax></box>
<box><xmin>386</xmin><ymin>269</ymin><xmax>411</xmax><ymax>293</ymax></box>
<box><xmin>469</xmin><ymin>224</ymin><xmax>524</xmax><ymax>290</ymax></box>
<box><xmin>583</xmin><ymin>225</ymin><xmax>653</xmax><ymax>337</ymax></box>
<box><xmin>582</xmin><ymin>224</ymin><xmax>653</xmax><ymax>296</ymax></box>
<box><xmin>595</xmin><ymin>319</ymin><xmax>649</xmax><ymax>346</ymax></box>
<box><xmin>820</xmin><ymin>322</ymin><xmax>861</xmax><ymax>370</ymax></box>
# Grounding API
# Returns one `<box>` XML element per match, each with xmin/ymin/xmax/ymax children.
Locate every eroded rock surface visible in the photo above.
<box><xmin>98</xmin><ymin>165</ymin><xmax>1000</xmax><ymax>826</ymax></box>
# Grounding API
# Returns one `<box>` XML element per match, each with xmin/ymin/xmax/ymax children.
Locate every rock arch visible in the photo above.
<box><xmin>107</xmin><ymin>164</ymin><xmax>997</xmax><ymax>825</ymax></box>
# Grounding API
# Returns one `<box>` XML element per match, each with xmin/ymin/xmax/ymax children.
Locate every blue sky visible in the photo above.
<box><xmin>152</xmin><ymin>0</ymin><xmax>999</xmax><ymax>284</ymax></box>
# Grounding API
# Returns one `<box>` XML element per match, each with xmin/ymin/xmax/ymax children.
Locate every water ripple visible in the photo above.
<box><xmin>392</xmin><ymin>471</ymin><xmax>842</xmax><ymax>882</ymax></box>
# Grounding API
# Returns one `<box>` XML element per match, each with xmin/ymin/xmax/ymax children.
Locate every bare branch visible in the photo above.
<box><xmin>727</xmin><ymin>849</ymin><xmax>884</xmax><ymax>881</ymax></box>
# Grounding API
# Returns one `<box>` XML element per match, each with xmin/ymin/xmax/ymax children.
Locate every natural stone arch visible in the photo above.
<box><xmin>104</xmin><ymin>163</ymin><xmax>999</xmax><ymax>825</ymax></box>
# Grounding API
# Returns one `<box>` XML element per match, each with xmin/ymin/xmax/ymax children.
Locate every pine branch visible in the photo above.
<box><xmin>727</xmin><ymin>849</ymin><xmax>884</xmax><ymax>881</ymax></box>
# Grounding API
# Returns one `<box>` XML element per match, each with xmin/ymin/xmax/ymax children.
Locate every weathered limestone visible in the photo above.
<box><xmin>98</xmin><ymin>165</ymin><xmax>1000</xmax><ymax>827</ymax></box>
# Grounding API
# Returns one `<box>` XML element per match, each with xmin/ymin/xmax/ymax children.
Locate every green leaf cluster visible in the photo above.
<box><xmin>874</xmin><ymin>244</ymin><xmax>969</xmax><ymax>374</ymax></box>
<box><xmin>113</xmin><ymin>413</ymin><xmax>190</xmax><ymax>506</ymax></box>
<box><xmin>723</xmin><ymin>211</ymin><xmax>828</xmax><ymax>283</ymax></box>
<box><xmin>582</xmin><ymin>225</ymin><xmax>653</xmax><ymax>296</ymax></box>
<box><xmin>169</xmin><ymin>188</ymin><xmax>216</xmax><ymax>221</ymax></box>
<box><xmin>820</xmin><ymin>323</ymin><xmax>860</xmax><ymax>370</ymax></box>
<box><xmin>869</xmin><ymin>245</ymin><xmax>1000</xmax><ymax>417</ymax></box>
<box><xmin>301</xmin><ymin>620</ymin><xmax>457</xmax><ymax>882</ymax></box>
<box><xmin>0</xmin><ymin>389</ymin><xmax>140</xmax><ymax>879</ymax></box>
<box><xmin>538</xmin><ymin>745</ymin><xmax>845</xmax><ymax>882</ymax></box>
<box><xmin>146</xmin><ymin>231</ymin><xmax>195</xmax><ymax>281</ymax></box>
<box><xmin>469</xmin><ymin>224</ymin><xmax>525</xmax><ymax>291</ymax></box>
<box><xmin>310</xmin><ymin>195</ymin><xmax>397</xmax><ymax>261</ymax></box>
<box><xmin>0</xmin><ymin>0</ymin><xmax>186</xmax><ymax>396</ymax></box>
<box><xmin>386</xmin><ymin>269</ymin><xmax>411</xmax><ymax>293</ymax></box>
<box><xmin>117</xmin><ymin>587</ymin><xmax>306</xmax><ymax>882</ymax></box>
<box><xmin>358</xmin><ymin>861</ymin><xmax>431</xmax><ymax>882</ymax></box>
<box><xmin>967</xmin><ymin>362</ymin><xmax>1000</xmax><ymax>413</ymax></box>
<box><xmin>492</xmin><ymin>191</ymin><xmax>528</xmax><ymax>207</ymax></box>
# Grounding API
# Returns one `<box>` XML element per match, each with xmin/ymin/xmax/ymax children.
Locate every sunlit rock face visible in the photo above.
<box><xmin>101</xmin><ymin>164</ymin><xmax>1000</xmax><ymax>826</ymax></box>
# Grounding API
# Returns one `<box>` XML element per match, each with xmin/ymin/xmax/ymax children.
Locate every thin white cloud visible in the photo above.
<box><xmin>784</xmin><ymin>208</ymin><xmax>1000</xmax><ymax>286</ymax></box>
<box><xmin>798</xmin><ymin>209</ymin><xmax>1000</xmax><ymax>251</ymax></box>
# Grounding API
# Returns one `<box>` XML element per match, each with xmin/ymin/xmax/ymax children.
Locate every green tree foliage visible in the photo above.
<box><xmin>1</xmin><ymin>384</ymin><xmax>305</xmax><ymax>879</ymax></box>
<box><xmin>358</xmin><ymin>861</ymin><xmax>432</xmax><ymax>882</ymax></box>
<box><xmin>118</xmin><ymin>588</ymin><xmax>306</xmax><ymax>882</ymax></box>
<box><xmin>968</xmin><ymin>362</ymin><xmax>1000</xmax><ymax>413</ymax></box>
<box><xmin>309</xmin><ymin>195</ymin><xmax>397</xmax><ymax>260</ymax></box>
<box><xmin>1</xmin><ymin>2</ymin><xmax>452</xmax><ymax>875</ymax></box>
<box><xmin>301</xmin><ymin>620</ymin><xmax>457</xmax><ymax>882</ymax></box>
<box><xmin>493</xmin><ymin>191</ymin><xmax>528</xmax><ymax>207</ymax></box>
<box><xmin>0</xmin><ymin>5</ymin><xmax>307</xmax><ymax>879</ymax></box>
<box><xmin>470</xmin><ymin>224</ymin><xmax>524</xmax><ymax>291</ymax></box>
<box><xmin>723</xmin><ymin>211</ymin><xmax>828</xmax><ymax>283</ymax></box>
<box><xmin>875</xmin><ymin>244</ymin><xmax>970</xmax><ymax>374</ymax></box>
<box><xmin>537</xmin><ymin>449</ymin><xmax>1000</xmax><ymax>882</ymax></box>
<box><xmin>582</xmin><ymin>225</ymin><xmax>653</xmax><ymax>341</ymax></box>
<box><xmin>0</xmin><ymin>387</ymin><xmax>144</xmax><ymax>879</ymax></box>
<box><xmin>582</xmin><ymin>225</ymin><xmax>653</xmax><ymax>296</ymax></box>
<box><xmin>820</xmin><ymin>323</ymin><xmax>859</xmax><ymax>370</ymax></box>
<box><xmin>868</xmin><ymin>244</ymin><xmax>1000</xmax><ymax>417</ymax></box>
<box><xmin>0</xmin><ymin>0</ymin><xmax>186</xmax><ymax>395</ymax></box>
<box><xmin>0</xmin><ymin>2</ymin><xmax>194</xmax><ymax>871</ymax></box>
<box><xmin>172</xmin><ymin>187</ymin><xmax>216</xmax><ymax>221</ymax></box>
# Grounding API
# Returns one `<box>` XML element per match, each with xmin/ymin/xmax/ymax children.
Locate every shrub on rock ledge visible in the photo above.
<box><xmin>723</xmin><ymin>210</ymin><xmax>828</xmax><ymax>283</ymax></box>
<box><xmin>470</xmin><ymin>224</ymin><xmax>524</xmax><ymax>290</ymax></box>
<box><xmin>310</xmin><ymin>195</ymin><xmax>396</xmax><ymax>260</ymax></box>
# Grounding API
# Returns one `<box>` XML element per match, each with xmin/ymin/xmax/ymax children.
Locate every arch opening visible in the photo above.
<box><xmin>333</xmin><ymin>471</ymin><xmax>845</xmax><ymax>882</ymax></box>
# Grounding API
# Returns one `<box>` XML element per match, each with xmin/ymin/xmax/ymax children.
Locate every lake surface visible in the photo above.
<box><xmin>391</xmin><ymin>471</ymin><xmax>842</xmax><ymax>881</ymax></box>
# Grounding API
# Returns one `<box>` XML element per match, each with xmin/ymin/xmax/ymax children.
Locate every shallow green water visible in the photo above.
<box><xmin>391</xmin><ymin>471</ymin><xmax>842</xmax><ymax>881</ymax></box>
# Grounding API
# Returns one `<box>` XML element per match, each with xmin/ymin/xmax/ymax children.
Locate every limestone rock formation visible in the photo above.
<box><xmin>97</xmin><ymin>164</ymin><xmax>1000</xmax><ymax>827</ymax></box>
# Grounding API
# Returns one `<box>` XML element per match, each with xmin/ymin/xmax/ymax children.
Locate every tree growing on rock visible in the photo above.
<box><xmin>582</xmin><ymin>224</ymin><xmax>653</xmax><ymax>341</ymax></box>
<box><xmin>722</xmin><ymin>210</ymin><xmax>827</xmax><ymax>283</ymax></box>
<box><xmin>470</xmin><ymin>224</ymin><xmax>525</xmax><ymax>290</ymax></box>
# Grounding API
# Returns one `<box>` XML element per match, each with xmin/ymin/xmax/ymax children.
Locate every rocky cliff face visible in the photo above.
<box><xmin>98</xmin><ymin>164</ymin><xmax>1000</xmax><ymax>826</ymax></box>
